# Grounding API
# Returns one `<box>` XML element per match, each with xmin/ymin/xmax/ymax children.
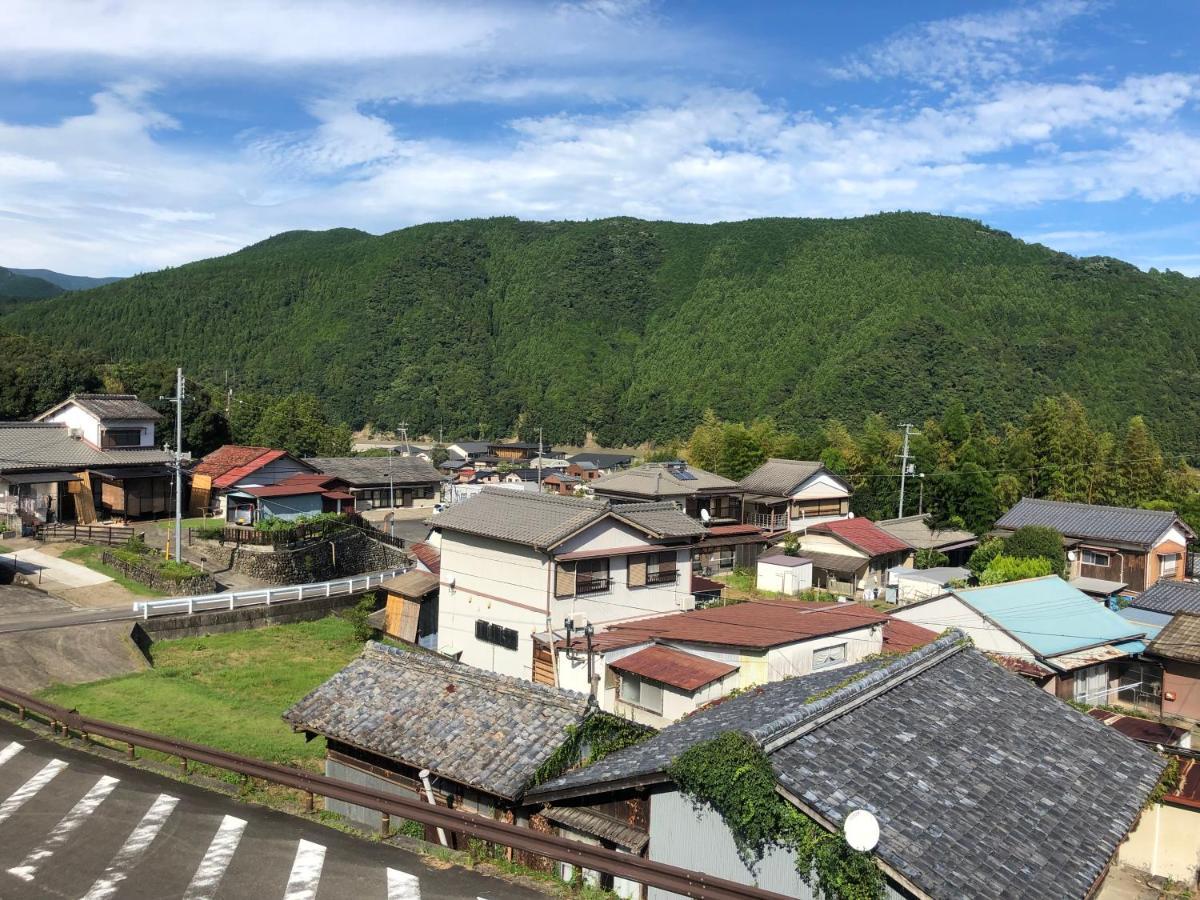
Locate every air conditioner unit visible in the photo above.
<box><xmin>68</xmin><ymin>427</ymin><xmax>83</xmax><ymax>440</ymax></box>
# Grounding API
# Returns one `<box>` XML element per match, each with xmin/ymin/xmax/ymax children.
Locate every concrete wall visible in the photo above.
<box><xmin>1118</xmin><ymin>801</ymin><xmax>1200</xmax><ymax>885</ymax></box>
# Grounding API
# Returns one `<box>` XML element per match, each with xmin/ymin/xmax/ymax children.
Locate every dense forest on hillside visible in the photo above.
<box><xmin>0</xmin><ymin>266</ymin><xmax>64</xmax><ymax>312</ymax></box>
<box><xmin>6</xmin><ymin>214</ymin><xmax>1200</xmax><ymax>450</ymax></box>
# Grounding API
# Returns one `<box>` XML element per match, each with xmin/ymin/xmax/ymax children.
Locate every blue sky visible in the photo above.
<box><xmin>1</xmin><ymin>0</ymin><xmax>1198</xmax><ymax>276</ymax></box>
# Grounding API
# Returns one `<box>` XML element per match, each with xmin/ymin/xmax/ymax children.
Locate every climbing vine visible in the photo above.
<box><xmin>1147</xmin><ymin>756</ymin><xmax>1182</xmax><ymax>808</ymax></box>
<box><xmin>666</xmin><ymin>731</ymin><xmax>885</xmax><ymax>900</ymax></box>
<box><xmin>528</xmin><ymin>713</ymin><xmax>655</xmax><ymax>788</ymax></box>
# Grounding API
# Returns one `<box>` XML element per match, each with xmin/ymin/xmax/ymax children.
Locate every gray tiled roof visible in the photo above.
<box><xmin>612</xmin><ymin>502</ymin><xmax>706</xmax><ymax>539</ymax></box>
<box><xmin>877</xmin><ymin>514</ymin><xmax>977</xmax><ymax>550</ymax></box>
<box><xmin>284</xmin><ymin>642</ymin><xmax>589</xmax><ymax>801</ymax></box>
<box><xmin>1147</xmin><ymin>612</ymin><xmax>1200</xmax><ymax>664</ymax></box>
<box><xmin>0</xmin><ymin>423</ymin><xmax>173</xmax><ymax>474</ymax></box>
<box><xmin>433</xmin><ymin>488</ymin><xmax>701</xmax><ymax>549</ymax></box>
<box><xmin>307</xmin><ymin>455</ymin><xmax>441</xmax><ymax>486</ymax></box>
<box><xmin>567</xmin><ymin>452</ymin><xmax>634</xmax><ymax>469</ymax></box>
<box><xmin>738</xmin><ymin>458</ymin><xmax>826</xmax><ymax>496</ymax></box>
<box><xmin>532</xmin><ymin>635</ymin><xmax>1164</xmax><ymax>900</ymax></box>
<box><xmin>38</xmin><ymin>393</ymin><xmax>163</xmax><ymax>422</ymax></box>
<box><xmin>593</xmin><ymin>463</ymin><xmax>740</xmax><ymax>499</ymax></box>
<box><xmin>1130</xmin><ymin>579</ymin><xmax>1200</xmax><ymax>615</ymax></box>
<box><xmin>995</xmin><ymin>497</ymin><xmax>1188</xmax><ymax>547</ymax></box>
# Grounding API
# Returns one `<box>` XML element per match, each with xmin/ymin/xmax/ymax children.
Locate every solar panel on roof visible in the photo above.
<box><xmin>670</xmin><ymin>469</ymin><xmax>697</xmax><ymax>481</ymax></box>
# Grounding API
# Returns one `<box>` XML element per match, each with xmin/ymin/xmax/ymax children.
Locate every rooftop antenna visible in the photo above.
<box><xmin>844</xmin><ymin>809</ymin><xmax>880</xmax><ymax>852</ymax></box>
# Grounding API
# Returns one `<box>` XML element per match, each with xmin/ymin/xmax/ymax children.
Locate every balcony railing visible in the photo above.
<box><xmin>575</xmin><ymin>577</ymin><xmax>611</xmax><ymax>595</ymax></box>
<box><xmin>745</xmin><ymin>511</ymin><xmax>789</xmax><ymax>531</ymax></box>
<box><xmin>646</xmin><ymin>569</ymin><xmax>678</xmax><ymax>585</ymax></box>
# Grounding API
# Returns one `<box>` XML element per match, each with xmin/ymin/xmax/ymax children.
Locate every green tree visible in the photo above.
<box><xmin>967</xmin><ymin>538</ymin><xmax>1005</xmax><ymax>580</ymax></box>
<box><xmin>1116</xmin><ymin>416</ymin><xmax>1166</xmax><ymax>504</ymax></box>
<box><xmin>980</xmin><ymin>554</ymin><xmax>1054</xmax><ymax>585</ymax></box>
<box><xmin>1004</xmin><ymin>525</ymin><xmax>1068</xmax><ymax>578</ymax></box>
<box><xmin>914</xmin><ymin>548</ymin><xmax>950</xmax><ymax>569</ymax></box>
<box><xmin>252</xmin><ymin>393</ymin><xmax>352</xmax><ymax>458</ymax></box>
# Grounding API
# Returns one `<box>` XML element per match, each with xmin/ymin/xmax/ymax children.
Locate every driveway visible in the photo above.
<box><xmin>3</xmin><ymin>549</ymin><xmax>111</xmax><ymax>591</ymax></box>
<box><xmin>0</xmin><ymin>718</ymin><xmax>545</xmax><ymax>899</ymax></box>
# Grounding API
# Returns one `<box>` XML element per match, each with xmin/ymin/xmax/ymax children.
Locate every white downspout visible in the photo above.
<box><xmin>418</xmin><ymin>768</ymin><xmax>449</xmax><ymax>847</ymax></box>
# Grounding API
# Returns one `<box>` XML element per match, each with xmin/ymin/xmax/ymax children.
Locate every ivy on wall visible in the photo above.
<box><xmin>666</xmin><ymin>731</ymin><xmax>885</xmax><ymax>900</ymax></box>
<box><xmin>528</xmin><ymin>712</ymin><xmax>655</xmax><ymax>789</ymax></box>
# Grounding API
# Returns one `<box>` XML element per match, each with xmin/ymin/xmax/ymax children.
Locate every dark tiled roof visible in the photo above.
<box><xmin>567</xmin><ymin>452</ymin><xmax>634</xmax><ymax>469</ymax></box>
<box><xmin>0</xmin><ymin>423</ymin><xmax>173</xmax><ymax>474</ymax></box>
<box><xmin>38</xmin><ymin>393</ymin><xmax>162</xmax><ymax>422</ymax></box>
<box><xmin>739</xmin><ymin>458</ymin><xmax>826</xmax><ymax>496</ymax></box>
<box><xmin>611</xmin><ymin>501</ymin><xmax>706</xmax><ymax>539</ymax></box>
<box><xmin>608</xmin><ymin>646</ymin><xmax>737</xmax><ymax>692</ymax></box>
<box><xmin>995</xmin><ymin>497</ymin><xmax>1189</xmax><ymax>547</ymax></box>
<box><xmin>802</xmin><ymin>550</ymin><xmax>866</xmax><ymax>575</ymax></box>
<box><xmin>1130</xmin><ymin>579</ymin><xmax>1200</xmax><ymax>615</ymax></box>
<box><xmin>534</xmin><ymin>636</ymin><xmax>1165</xmax><ymax>900</ymax></box>
<box><xmin>877</xmin><ymin>514</ymin><xmax>977</xmax><ymax>550</ymax></box>
<box><xmin>284</xmin><ymin>642</ymin><xmax>589</xmax><ymax>801</ymax></box>
<box><xmin>1147</xmin><ymin>612</ymin><xmax>1200</xmax><ymax>664</ymax></box>
<box><xmin>809</xmin><ymin>518</ymin><xmax>911</xmax><ymax>556</ymax></box>
<box><xmin>307</xmin><ymin>455</ymin><xmax>441</xmax><ymax>485</ymax></box>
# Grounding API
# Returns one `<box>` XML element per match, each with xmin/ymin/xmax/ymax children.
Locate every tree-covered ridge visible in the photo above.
<box><xmin>0</xmin><ymin>267</ymin><xmax>65</xmax><ymax>312</ymax></box>
<box><xmin>6</xmin><ymin>213</ymin><xmax>1200</xmax><ymax>449</ymax></box>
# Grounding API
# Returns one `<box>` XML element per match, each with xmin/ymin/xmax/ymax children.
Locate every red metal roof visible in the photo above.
<box><xmin>691</xmin><ymin>575</ymin><xmax>725</xmax><ymax>594</ymax></box>
<box><xmin>810</xmin><ymin>517</ymin><xmax>912</xmax><ymax>556</ymax></box>
<box><xmin>410</xmin><ymin>542</ymin><xmax>441</xmax><ymax>576</ymax></box>
<box><xmin>213</xmin><ymin>449</ymin><xmax>290</xmax><ymax>489</ymax></box>
<box><xmin>193</xmin><ymin>445</ymin><xmax>274</xmax><ymax>478</ymax></box>
<box><xmin>241</xmin><ymin>473</ymin><xmax>341</xmax><ymax>498</ymax></box>
<box><xmin>599</xmin><ymin>600</ymin><xmax>890</xmax><ymax>650</ymax></box>
<box><xmin>1086</xmin><ymin>709</ymin><xmax>1191</xmax><ymax>747</ymax></box>
<box><xmin>608</xmin><ymin>645</ymin><xmax>737</xmax><ymax>692</ymax></box>
<box><xmin>882</xmin><ymin>619</ymin><xmax>938</xmax><ymax>653</ymax></box>
<box><xmin>986</xmin><ymin>652</ymin><xmax>1054</xmax><ymax>679</ymax></box>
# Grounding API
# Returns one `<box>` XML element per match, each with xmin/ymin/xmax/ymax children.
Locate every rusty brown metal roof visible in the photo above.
<box><xmin>608</xmin><ymin>645</ymin><xmax>738</xmax><ymax>692</ymax></box>
<box><xmin>540</xmin><ymin>805</ymin><xmax>648</xmax><ymax>852</ymax></box>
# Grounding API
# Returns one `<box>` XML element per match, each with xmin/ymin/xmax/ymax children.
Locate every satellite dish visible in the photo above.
<box><xmin>844</xmin><ymin>809</ymin><xmax>880</xmax><ymax>852</ymax></box>
<box><xmin>847</xmin><ymin>511</ymin><xmax>855</xmax><ymax>519</ymax></box>
<box><xmin>699</xmin><ymin>508</ymin><xmax>711</xmax><ymax>524</ymax></box>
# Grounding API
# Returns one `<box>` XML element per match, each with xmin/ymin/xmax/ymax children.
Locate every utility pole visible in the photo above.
<box><xmin>161</xmin><ymin>368</ymin><xmax>185</xmax><ymax>562</ymax></box>
<box><xmin>917</xmin><ymin>473</ymin><xmax>925</xmax><ymax>516</ymax></box>
<box><xmin>397</xmin><ymin>422</ymin><xmax>410</xmax><ymax>456</ymax></box>
<box><xmin>897</xmin><ymin>423</ymin><xmax>915</xmax><ymax>519</ymax></box>
<box><xmin>537</xmin><ymin>427</ymin><xmax>544</xmax><ymax>489</ymax></box>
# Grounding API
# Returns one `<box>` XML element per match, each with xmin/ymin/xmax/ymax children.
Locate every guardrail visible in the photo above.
<box><xmin>0</xmin><ymin>683</ymin><xmax>787</xmax><ymax>900</ymax></box>
<box><xmin>131</xmin><ymin>567</ymin><xmax>409</xmax><ymax>620</ymax></box>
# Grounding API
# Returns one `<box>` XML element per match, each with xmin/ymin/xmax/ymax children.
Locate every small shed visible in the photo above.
<box><xmin>375</xmin><ymin>570</ymin><xmax>439</xmax><ymax>648</ymax></box>
<box><xmin>756</xmin><ymin>553</ymin><xmax>813</xmax><ymax>595</ymax></box>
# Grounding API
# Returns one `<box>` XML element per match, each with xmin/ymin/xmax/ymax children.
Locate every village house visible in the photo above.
<box><xmin>876</xmin><ymin>514</ymin><xmax>977</xmax><ymax>566</ymax></box>
<box><xmin>892</xmin><ymin>575</ymin><xmax>1149</xmax><ymax>704</ymax></box>
<box><xmin>738</xmin><ymin>458</ymin><xmax>852</xmax><ymax>532</ymax></box>
<box><xmin>794</xmin><ymin>517</ymin><xmax>914</xmax><ymax>599</ymax></box>
<box><xmin>994</xmin><ymin>498</ymin><xmax>1194</xmax><ymax>592</ymax></box>
<box><xmin>368</xmin><ymin>570</ymin><xmax>440</xmax><ymax>648</ymax></box>
<box><xmin>1115</xmin><ymin>578</ymin><xmax>1200</xmax><ymax>638</ymax></box>
<box><xmin>527</xmin><ymin>634</ymin><xmax>1164</xmax><ymax>900</ymax></box>
<box><xmin>307</xmin><ymin>455</ymin><xmax>442</xmax><ymax>510</ymax></box>
<box><xmin>284</xmin><ymin>642</ymin><xmax>603</xmax><ymax>841</ymax></box>
<box><xmin>0</xmin><ymin>393</ymin><xmax>175</xmax><ymax>527</ymax></box>
<box><xmin>592</xmin><ymin>461</ymin><xmax>771</xmax><ymax>574</ymax></box>
<box><xmin>445</xmin><ymin>441</ymin><xmax>491</xmax><ymax>462</ymax></box>
<box><xmin>433</xmin><ymin>488</ymin><xmax>704</xmax><ymax>681</ymax></box>
<box><xmin>234</xmin><ymin>473</ymin><xmax>355</xmax><ymax>524</ymax></box>
<box><xmin>189</xmin><ymin>445</ymin><xmax>317</xmax><ymax>523</ymax></box>
<box><xmin>1146</xmin><ymin>611</ymin><xmax>1200</xmax><ymax>723</ymax></box>
<box><xmin>884</xmin><ymin>565</ymin><xmax>971</xmax><ymax>604</ymax></box>
<box><xmin>542</xmin><ymin>472</ymin><xmax>583</xmax><ymax>495</ymax></box>
<box><xmin>567</xmin><ymin>451</ymin><xmax>634</xmax><ymax>474</ymax></box>
<box><xmin>541</xmin><ymin>600</ymin><xmax>926</xmax><ymax>728</ymax></box>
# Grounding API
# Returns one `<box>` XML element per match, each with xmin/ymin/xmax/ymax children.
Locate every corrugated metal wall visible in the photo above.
<box><xmin>324</xmin><ymin>758</ymin><xmax>419</xmax><ymax>830</ymax></box>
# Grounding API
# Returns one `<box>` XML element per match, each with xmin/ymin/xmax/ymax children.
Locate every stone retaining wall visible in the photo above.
<box><xmin>230</xmin><ymin>530</ymin><xmax>409</xmax><ymax>585</ymax></box>
<box><xmin>100</xmin><ymin>551</ymin><xmax>217</xmax><ymax>596</ymax></box>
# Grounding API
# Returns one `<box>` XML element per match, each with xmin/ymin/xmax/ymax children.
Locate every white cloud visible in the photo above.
<box><xmin>833</xmin><ymin>0</ymin><xmax>1098</xmax><ymax>87</ymax></box>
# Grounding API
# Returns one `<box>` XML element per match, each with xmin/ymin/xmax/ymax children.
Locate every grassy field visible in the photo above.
<box><xmin>59</xmin><ymin>545</ymin><xmax>166</xmax><ymax>597</ymax></box>
<box><xmin>40</xmin><ymin>616</ymin><xmax>364</xmax><ymax>769</ymax></box>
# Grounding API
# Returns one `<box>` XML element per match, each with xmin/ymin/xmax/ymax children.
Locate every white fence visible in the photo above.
<box><xmin>131</xmin><ymin>567</ymin><xmax>409</xmax><ymax>620</ymax></box>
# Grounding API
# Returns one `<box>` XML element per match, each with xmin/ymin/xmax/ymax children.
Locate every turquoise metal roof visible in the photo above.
<box><xmin>957</xmin><ymin>576</ymin><xmax>1146</xmax><ymax>657</ymax></box>
<box><xmin>1118</xmin><ymin>606</ymin><xmax>1169</xmax><ymax>639</ymax></box>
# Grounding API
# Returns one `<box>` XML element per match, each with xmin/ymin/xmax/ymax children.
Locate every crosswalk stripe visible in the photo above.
<box><xmin>387</xmin><ymin>868</ymin><xmax>421</xmax><ymax>899</ymax></box>
<box><xmin>7</xmin><ymin>774</ymin><xmax>120</xmax><ymax>881</ymax></box>
<box><xmin>283</xmin><ymin>839</ymin><xmax>326</xmax><ymax>900</ymax></box>
<box><xmin>0</xmin><ymin>758</ymin><xmax>67</xmax><ymax>825</ymax></box>
<box><xmin>79</xmin><ymin>792</ymin><xmax>179</xmax><ymax>900</ymax></box>
<box><xmin>0</xmin><ymin>741</ymin><xmax>23</xmax><ymax>767</ymax></box>
<box><xmin>181</xmin><ymin>814</ymin><xmax>247</xmax><ymax>900</ymax></box>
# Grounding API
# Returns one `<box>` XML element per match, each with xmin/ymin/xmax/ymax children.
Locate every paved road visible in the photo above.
<box><xmin>0</xmin><ymin>719</ymin><xmax>543</xmax><ymax>899</ymax></box>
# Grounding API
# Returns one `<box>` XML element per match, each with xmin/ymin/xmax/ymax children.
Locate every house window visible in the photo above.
<box><xmin>1073</xmin><ymin>662</ymin><xmax>1110</xmax><ymax>704</ymax></box>
<box><xmin>475</xmin><ymin>619</ymin><xmax>519</xmax><ymax>651</ymax></box>
<box><xmin>812</xmin><ymin>643</ymin><xmax>848</xmax><ymax>671</ymax></box>
<box><xmin>792</xmin><ymin>498</ymin><xmax>845</xmax><ymax>518</ymax></box>
<box><xmin>646</xmin><ymin>551</ymin><xmax>677</xmax><ymax>585</ymax></box>
<box><xmin>1081</xmin><ymin>549</ymin><xmax>1110</xmax><ymax>567</ymax></box>
<box><xmin>575</xmin><ymin>558</ymin><xmax>610</xmax><ymax>595</ymax></box>
<box><xmin>102</xmin><ymin>428</ymin><xmax>142</xmax><ymax>448</ymax></box>
<box><xmin>619</xmin><ymin>673</ymin><xmax>664</xmax><ymax>714</ymax></box>
<box><xmin>1159</xmin><ymin>553</ymin><xmax>1179</xmax><ymax>577</ymax></box>
<box><xmin>718</xmin><ymin>546</ymin><xmax>735</xmax><ymax>570</ymax></box>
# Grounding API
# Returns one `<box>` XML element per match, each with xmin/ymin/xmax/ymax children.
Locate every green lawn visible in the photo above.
<box><xmin>178</xmin><ymin>516</ymin><xmax>222</xmax><ymax>530</ymax></box>
<box><xmin>0</xmin><ymin>544</ymin><xmax>14</xmax><ymax>554</ymax></box>
<box><xmin>40</xmin><ymin>616</ymin><xmax>364</xmax><ymax>769</ymax></box>
<box><xmin>59</xmin><ymin>545</ymin><xmax>166</xmax><ymax>597</ymax></box>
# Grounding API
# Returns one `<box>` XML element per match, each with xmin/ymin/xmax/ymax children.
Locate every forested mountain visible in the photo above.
<box><xmin>7</xmin><ymin>268</ymin><xmax>122</xmax><ymax>291</ymax></box>
<box><xmin>0</xmin><ymin>266</ymin><xmax>63</xmax><ymax>302</ymax></box>
<box><xmin>5</xmin><ymin>214</ymin><xmax>1200</xmax><ymax>450</ymax></box>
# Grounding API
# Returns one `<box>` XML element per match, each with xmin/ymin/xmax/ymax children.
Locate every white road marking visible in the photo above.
<box><xmin>79</xmin><ymin>792</ymin><xmax>179</xmax><ymax>900</ymax></box>
<box><xmin>7</xmin><ymin>774</ymin><xmax>119</xmax><ymax>881</ymax></box>
<box><xmin>0</xmin><ymin>741</ymin><xmax>23</xmax><ymax>767</ymax></box>
<box><xmin>388</xmin><ymin>868</ymin><xmax>421</xmax><ymax>899</ymax></box>
<box><xmin>181</xmin><ymin>814</ymin><xmax>247</xmax><ymax>900</ymax></box>
<box><xmin>282</xmin><ymin>839</ymin><xmax>326</xmax><ymax>900</ymax></box>
<box><xmin>0</xmin><ymin>758</ymin><xmax>67</xmax><ymax>825</ymax></box>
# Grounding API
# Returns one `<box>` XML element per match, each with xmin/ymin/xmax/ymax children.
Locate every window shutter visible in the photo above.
<box><xmin>555</xmin><ymin>561</ymin><xmax>576</xmax><ymax>597</ymax></box>
<box><xmin>628</xmin><ymin>555</ymin><xmax>647</xmax><ymax>587</ymax></box>
<box><xmin>658</xmin><ymin>551</ymin><xmax>676</xmax><ymax>573</ymax></box>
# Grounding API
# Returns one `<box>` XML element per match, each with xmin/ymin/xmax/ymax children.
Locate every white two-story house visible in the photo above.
<box><xmin>433</xmin><ymin>488</ymin><xmax>705</xmax><ymax>681</ymax></box>
<box><xmin>739</xmin><ymin>458</ymin><xmax>852</xmax><ymax>532</ymax></box>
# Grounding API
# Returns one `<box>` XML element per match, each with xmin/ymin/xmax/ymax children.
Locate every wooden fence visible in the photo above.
<box><xmin>36</xmin><ymin>523</ymin><xmax>137</xmax><ymax>546</ymax></box>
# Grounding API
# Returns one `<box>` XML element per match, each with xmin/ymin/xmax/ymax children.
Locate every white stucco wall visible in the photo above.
<box><xmin>893</xmin><ymin>594</ymin><xmax>1028</xmax><ymax>657</ymax></box>
<box><xmin>756</xmin><ymin>560</ymin><xmax>813</xmax><ymax>594</ymax></box>
<box><xmin>43</xmin><ymin>404</ymin><xmax>157</xmax><ymax>448</ymax></box>
<box><xmin>796</xmin><ymin>533</ymin><xmax>868</xmax><ymax>558</ymax></box>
